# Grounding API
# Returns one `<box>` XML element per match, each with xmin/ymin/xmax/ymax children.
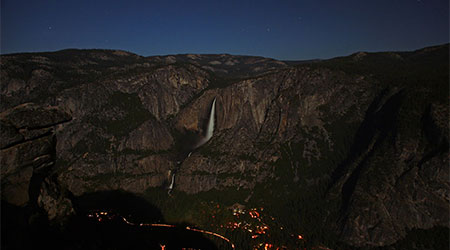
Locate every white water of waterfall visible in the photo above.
<box><xmin>195</xmin><ymin>97</ymin><xmax>216</xmax><ymax>148</ymax></box>
<box><xmin>168</xmin><ymin>173</ymin><xmax>175</xmax><ymax>195</ymax></box>
<box><xmin>204</xmin><ymin>97</ymin><xmax>216</xmax><ymax>142</ymax></box>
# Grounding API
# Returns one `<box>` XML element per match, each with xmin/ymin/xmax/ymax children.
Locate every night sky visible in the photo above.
<box><xmin>1</xmin><ymin>0</ymin><xmax>448</xmax><ymax>60</ymax></box>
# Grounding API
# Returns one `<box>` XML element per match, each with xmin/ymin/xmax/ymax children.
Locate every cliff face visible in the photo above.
<box><xmin>174</xmin><ymin>67</ymin><xmax>375</xmax><ymax>194</ymax></box>
<box><xmin>0</xmin><ymin>45</ymin><xmax>448</xmax><ymax>247</ymax></box>
<box><xmin>328</xmin><ymin>92</ymin><xmax>449</xmax><ymax>246</ymax></box>
<box><xmin>0</xmin><ymin>103</ymin><xmax>74</xmax><ymax>221</ymax></box>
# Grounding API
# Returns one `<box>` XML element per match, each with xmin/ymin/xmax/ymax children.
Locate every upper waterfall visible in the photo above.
<box><xmin>194</xmin><ymin>97</ymin><xmax>216</xmax><ymax>149</ymax></box>
<box><xmin>204</xmin><ymin>97</ymin><xmax>216</xmax><ymax>142</ymax></box>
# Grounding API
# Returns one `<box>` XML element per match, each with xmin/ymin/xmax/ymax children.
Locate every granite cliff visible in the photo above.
<box><xmin>1</xmin><ymin>45</ymin><xmax>448</xmax><ymax>248</ymax></box>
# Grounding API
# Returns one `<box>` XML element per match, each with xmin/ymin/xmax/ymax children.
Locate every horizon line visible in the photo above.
<box><xmin>0</xmin><ymin>42</ymin><xmax>448</xmax><ymax>61</ymax></box>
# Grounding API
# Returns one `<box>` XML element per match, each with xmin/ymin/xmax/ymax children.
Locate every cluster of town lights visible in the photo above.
<box><xmin>88</xmin><ymin>207</ymin><xmax>312</xmax><ymax>250</ymax></box>
<box><xmin>225</xmin><ymin>206</ymin><xmax>307</xmax><ymax>249</ymax></box>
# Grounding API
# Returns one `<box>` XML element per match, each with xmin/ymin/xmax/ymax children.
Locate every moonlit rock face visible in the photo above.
<box><xmin>209</xmin><ymin>60</ymin><xmax>222</xmax><ymax>65</ymax></box>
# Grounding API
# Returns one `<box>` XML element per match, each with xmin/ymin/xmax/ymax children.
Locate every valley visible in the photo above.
<box><xmin>1</xmin><ymin>44</ymin><xmax>448</xmax><ymax>249</ymax></box>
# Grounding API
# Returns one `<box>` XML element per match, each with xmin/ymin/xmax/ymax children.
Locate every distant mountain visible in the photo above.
<box><xmin>1</xmin><ymin>44</ymin><xmax>448</xmax><ymax>249</ymax></box>
<box><xmin>148</xmin><ymin>53</ymin><xmax>290</xmax><ymax>77</ymax></box>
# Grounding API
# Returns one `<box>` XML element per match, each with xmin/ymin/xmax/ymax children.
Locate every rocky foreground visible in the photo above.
<box><xmin>1</xmin><ymin>45</ymin><xmax>448</xmax><ymax>248</ymax></box>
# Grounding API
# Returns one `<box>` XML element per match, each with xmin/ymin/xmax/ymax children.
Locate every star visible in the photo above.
<box><xmin>48</xmin><ymin>26</ymin><xmax>52</xmax><ymax>30</ymax></box>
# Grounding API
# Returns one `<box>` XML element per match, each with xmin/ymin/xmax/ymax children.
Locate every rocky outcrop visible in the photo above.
<box><xmin>0</xmin><ymin>103</ymin><xmax>74</xmax><ymax>220</ymax></box>
<box><xmin>37</xmin><ymin>176</ymin><xmax>75</xmax><ymax>222</ymax></box>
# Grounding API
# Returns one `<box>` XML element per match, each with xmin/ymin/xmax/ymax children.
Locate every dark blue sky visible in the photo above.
<box><xmin>1</xmin><ymin>0</ymin><xmax>448</xmax><ymax>60</ymax></box>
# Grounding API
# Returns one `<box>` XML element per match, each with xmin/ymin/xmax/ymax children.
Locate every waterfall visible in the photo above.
<box><xmin>195</xmin><ymin>97</ymin><xmax>216</xmax><ymax>148</ymax></box>
<box><xmin>168</xmin><ymin>98</ymin><xmax>216</xmax><ymax>195</ymax></box>
<box><xmin>204</xmin><ymin>97</ymin><xmax>216</xmax><ymax>143</ymax></box>
<box><xmin>168</xmin><ymin>173</ymin><xmax>175</xmax><ymax>194</ymax></box>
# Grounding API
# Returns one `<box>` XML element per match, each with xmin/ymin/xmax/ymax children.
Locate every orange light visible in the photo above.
<box><xmin>298</xmin><ymin>235</ymin><xmax>303</xmax><ymax>239</ymax></box>
<box><xmin>249</xmin><ymin>210</ymin><xmax>260</xmax><ymax>218</ymax></box>
<box><xmin>264</xmin><ymin>243</ymin><xmax>273</xmax><ymax>250</ymax></box>
<box><xmin>252</xmin><ymin>235</ymin><xmax>258</xmax><ymax>239</ymax></box>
